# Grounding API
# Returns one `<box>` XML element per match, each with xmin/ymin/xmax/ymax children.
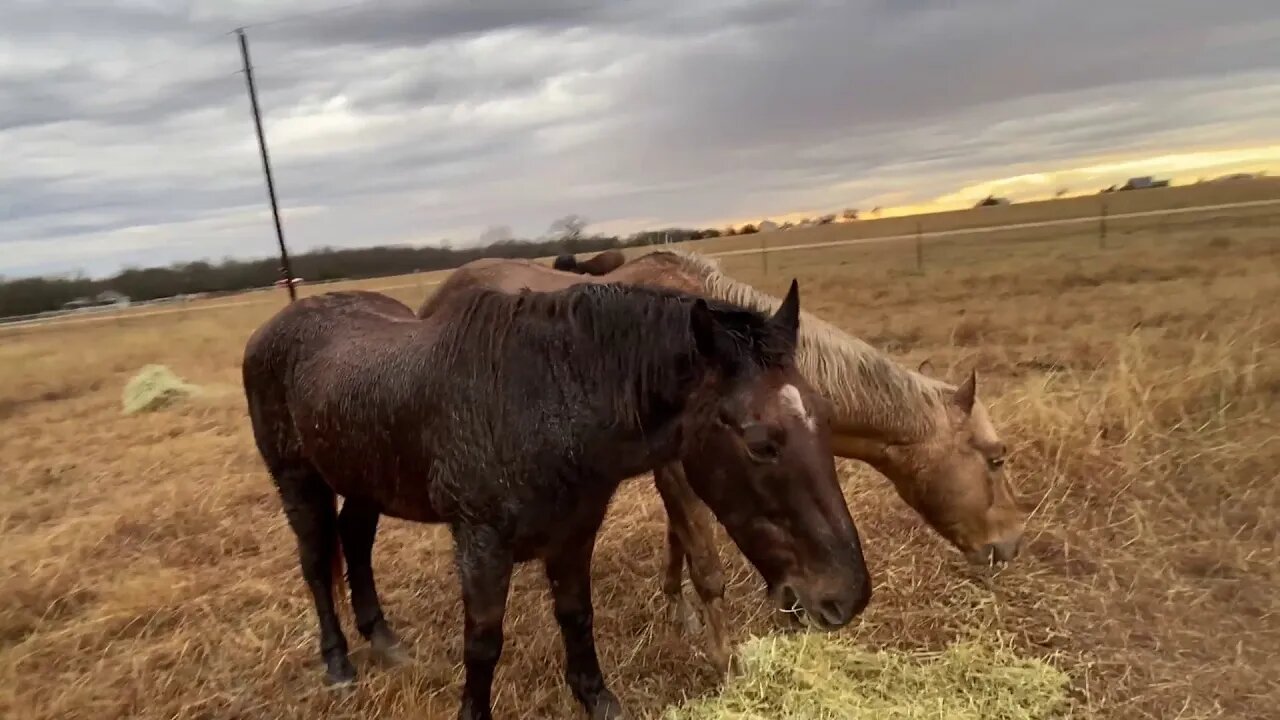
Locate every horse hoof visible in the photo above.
<box><xmin>682</xmin><ymin>609</ymin><xmax>703</xmax><ymax>635</ymax></box>
<box><xmin>726</xmin><ymin>652</ymin><xmax>744</xmax><ymax>679</ymax></box>
<box><xmin>590</xmin><ymin>693</ymin><xmax>625</xmax><ymax>720</ymax></box>
<box><xmin>374</xmin><ymin>642</ymin><xmax>413</xmax><ymax>667</ymax></box>
<box><xmin>324</xmin><ymin>657</ymin><xmax>357</xmax><ymax>688</ymax></box>
<box><xmin>709</xmin><ymin>650</ymin><xmax>734</xmax><ymax>680</ymax></box>
<box><xmin>666</xmin><ymin>596</ymin><xmax>701</xmax><ymax>635</ymax></box>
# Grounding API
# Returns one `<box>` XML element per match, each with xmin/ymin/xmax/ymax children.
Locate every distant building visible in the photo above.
<box><xmin>62</xmin><ymin>290</ymin><xmax>130</xmax><ymax>310</ymax></box>
<box><xmin>1118</xmin><ymin>176</ymin><xmax>1170</xmax><ymax>191</ymax></box>
<box><xmin>757</xmin><ymin>220</ymin><xmax>779</xmax><ymax>233</ymax></box>
<box><xmin>97</xmin><ymin>290</ymin><xmax>129</xmax><ymax>306</ymax></box>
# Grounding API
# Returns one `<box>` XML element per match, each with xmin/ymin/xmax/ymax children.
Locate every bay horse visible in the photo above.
<box><xmin>242</xmin><ymin>281</ymin><xmax>870</xmax><ymax>719</ymax></box>
<box><xmin>418</xmin><ymin>249</ymin><xmax>1026</xmax><ymax>672</ymax></box>
<box><xmin>552</xmin><ymin>248</ymin><xmax>626</xmax><ymax>275</ymax></box>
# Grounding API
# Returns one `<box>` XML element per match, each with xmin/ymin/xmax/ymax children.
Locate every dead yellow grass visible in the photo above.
<box><xmin>1</xmin><ymin>202</ymin><xmax>1277</xmax><ymax>719</ymax></box>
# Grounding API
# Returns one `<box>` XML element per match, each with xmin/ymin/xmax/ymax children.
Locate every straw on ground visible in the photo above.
<box><xmin>661</xmin><ymin>634</ymin><xmax>1070</xmax><ymax>720</ymax></box>
<box><xmin>121</xmin><ymin>364</ymin><xmax>200</xmax><ymax>414</ymax></box>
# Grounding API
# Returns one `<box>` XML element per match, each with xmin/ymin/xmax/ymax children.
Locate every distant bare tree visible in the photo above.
<box><xmin>841</xmin><ymin>208</ymin><xmax>859</xmax><ymax>221</ymax></box>
<box><xmin>1054</xmin><ymin>188</ymin><xmax>1069</xmax><ymax>198</ymax></box>
<box><xmin>871</xmin><ymin>206</ymin><xmax>882</xmax><ymax>217</ymax></box>
<box><xmin>738</xmin><ymin>223</ymin><xmax>758</xmax><ymax>235</ymax></box>
<box><xmin>478</xmin><ymin>225</ymin><xmax>513</xmax><ymax>244</ymax></box>
<box><xmin>817</xmin><ymin>214</ymin><xmax>837</xmax><ymax>225</ymax></box>
<box><xmin>549</xmin><ymin>214</ymin><xmax>588</xmax><ymax>241</ymax></box>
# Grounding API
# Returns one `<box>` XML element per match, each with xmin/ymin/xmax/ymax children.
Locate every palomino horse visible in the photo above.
<box><xmin>242</xmin><ymin>281</ymin><xmax>870</xmax><ymax>720</ymax></box>
<box><xmin>552</xmin><ymin>248</ymin><xmax>626</xmax><ymax>275</ymax></box>
<box><xmin>417</xmin><ymin>249</ymin><xmax>1026</xmax><ymax>673</ymax></box>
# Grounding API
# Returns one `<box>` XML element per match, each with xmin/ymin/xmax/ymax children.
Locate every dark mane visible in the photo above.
<box><xmin>428</xmin><ymin>282</ymin><xmax>793</xmax><ymax>428</ymax></box>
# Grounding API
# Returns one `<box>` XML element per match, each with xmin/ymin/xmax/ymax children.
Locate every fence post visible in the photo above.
<box><xmin>760</xmin><ymin>232</ymin><xmax>768</xmax><ymax>276</ymax></box>
<box><xmin>915</xmin><ymin>221</ymin><xmax>924</xmax><ymax>273</ymax></box>
<box><xmin>1099</xmin><ymin>199</ymin><xmax>1108</xmax><ymax>250</ymax></box>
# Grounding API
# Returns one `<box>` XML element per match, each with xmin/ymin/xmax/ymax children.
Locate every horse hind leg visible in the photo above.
<box><xmin>338</xmin><ymin>497</ymin><xmax>409</xmax><ymax>666</ymax></box>
<box><xmin>272</xmin><ymin>461</ymin><xmax>357</xmax><ymax>686</ymax></box>
<box><xmin>654</xmin><ymin>463</ymin><xmax>732</xmax><ymax>678</ymax></box>
<box><xmin>662</xmin><ymin>521</ymin><xmax>700</xmax><ymax>634</ymax></box>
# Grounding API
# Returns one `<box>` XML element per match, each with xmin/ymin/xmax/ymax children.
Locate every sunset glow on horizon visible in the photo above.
<box><xmin>723</xmin><ymin>144</ymin><xmax>1280</xmax><ymax>229</ymax></box>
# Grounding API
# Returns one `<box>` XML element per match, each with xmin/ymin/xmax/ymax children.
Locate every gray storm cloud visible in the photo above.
<box><xmin>1</xmin><ymin>0</ymin><xmax>1277</xmax><ymax>276</ymax></box>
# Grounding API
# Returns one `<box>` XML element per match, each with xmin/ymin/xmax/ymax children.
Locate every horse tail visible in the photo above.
<box><xmin>331</xmin><ymin>495</ymin><xmax>347</xmax><ymax>609</ymax></box>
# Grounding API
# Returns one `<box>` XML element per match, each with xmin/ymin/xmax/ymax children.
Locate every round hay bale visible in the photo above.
<box><xmin>661</xmin><ymin>634</ymin><xmax>1070</xmax><ymax>720</ymax></box>
<box><xmin>122</xmin><ymin>364</ymin><xmax>200</xmax><ymax>415</ymax></box>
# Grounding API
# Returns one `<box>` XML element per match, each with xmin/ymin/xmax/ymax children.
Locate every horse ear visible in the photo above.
<box><xmin>769</xmin><ymin>278</ymin><xmax>801</xmax><ymax>350</ymax></box>
<box><xmin>690</xmin><ymin>298</ymin><xmax>719</xmax><ymax>358</ymax></box>
<box><xmin>952</xmin><ymin>368</ymin><xmax>977</xmax><ymax>415</ymax></box>
<box><xmin>918</xmin><ymin>358</ymin><xmax>937</xmax><ymax>377</ymax></box>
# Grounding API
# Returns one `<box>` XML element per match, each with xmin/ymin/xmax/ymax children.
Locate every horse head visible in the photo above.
<box><xmin>685</xmin><ymin>279</ymin><xmax>872</xmax><ymax>629</ymax></box>
<box><xmin>873</xmin><ymin>361</ymin><xmax>1025</xmax><ymax>565</ymax></box>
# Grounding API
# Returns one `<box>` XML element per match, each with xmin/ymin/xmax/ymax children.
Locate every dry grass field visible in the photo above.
<box><xmin>2</xmin><ymin>193</ymin><xmax>1278</xmax><ymax>719</ymax></box>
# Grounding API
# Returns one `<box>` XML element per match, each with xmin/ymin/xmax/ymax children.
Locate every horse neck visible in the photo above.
<box><xmin>445</xmin><ymin>285</ymin><xmax>708</xmax><ymax>448</ymax></box>
<box><xmin>676</xmin><ymin>253</ymin><xmax>947</xmax><ymax>444</ymax></box>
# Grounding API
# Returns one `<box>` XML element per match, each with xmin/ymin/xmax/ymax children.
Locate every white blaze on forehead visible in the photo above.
<box><xmin>778</xmin><ymin>384</ymin><xmax>816</xmax><ymax>431</ymax></box>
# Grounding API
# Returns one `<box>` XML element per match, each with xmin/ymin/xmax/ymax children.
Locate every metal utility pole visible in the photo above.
<box><xmin>236</xmin><ymin>27</ymin><xmax>297</xmax><ymax>301</ymax></box>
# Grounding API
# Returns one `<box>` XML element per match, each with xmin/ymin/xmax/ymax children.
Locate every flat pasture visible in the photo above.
<box><xmin>2</xmin><ymin>190</ymin><xmax>1278</xmax><ymax>719</ymax></box>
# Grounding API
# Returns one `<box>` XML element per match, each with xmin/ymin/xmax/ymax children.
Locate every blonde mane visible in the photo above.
<box><xmin>664</xmin><ymin>250</ymin><xmax>951</xmax><ymax>441</ymax></box>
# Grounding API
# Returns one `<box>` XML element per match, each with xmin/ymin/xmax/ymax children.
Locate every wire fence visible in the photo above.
<box><xmin>5</xmin><ymin>192</ymin><xmax>1277</xmax><ymax>333</ymax></box>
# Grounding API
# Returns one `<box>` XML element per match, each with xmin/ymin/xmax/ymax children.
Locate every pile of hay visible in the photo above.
<box><xmin>661</xmin><ymin>634</ymin><xmax>1070</xmax><ymax>720</ymax></box>
<box><xmin>121</xmin><ymin>364</ymin><xmax>200</xmax><ymax>414</ymax></box>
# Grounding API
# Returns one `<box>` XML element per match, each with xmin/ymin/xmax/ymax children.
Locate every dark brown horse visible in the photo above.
<box><xmin>552</xmin><ymin>248</ymin><xmax>626</xmax><ymax>275</ymax></box>
<box><xmin>418</xmin><ymin>250</ymin><xmax>1027</xmax><ymax>673</ymax></box>
<box><xmin>242</xmin><ymin>281</ymin><xmax>869</xmax><ymax>719</ymax></box>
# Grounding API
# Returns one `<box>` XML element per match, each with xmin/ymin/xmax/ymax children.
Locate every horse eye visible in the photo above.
<box><xmin>748</xmin><ymin>440</ymin><xmax>781</xmax><ymax>463</ymax></box>
<box><xmin>987</xmin><ymin>456</ymin><xmax>1005</xmax><ymax>471</ymax></box>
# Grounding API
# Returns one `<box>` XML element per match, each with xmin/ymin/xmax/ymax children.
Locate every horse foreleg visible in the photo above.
<box><xmin>454</xmin><ymin>524</ymin><xmax>513</xmax><ymax>720</ymax></box>
<box><xmin>274</xmin><ymin>464</ymin><xmax>356</xmax><ymax>686</ymax></box>
<box><xmin>337</xmin><ymin>497</ymin><xmax>407</xmax><ymax>666</ymax></box>
<box><xmin>546</xmin><ymin>536</ymin><xmax>624</xmax><ymax>720</ymax></box>
<box><xmin>653</xmin><ymin>463</ymin><xmax>732</xmax><ymax>678</ymax></box>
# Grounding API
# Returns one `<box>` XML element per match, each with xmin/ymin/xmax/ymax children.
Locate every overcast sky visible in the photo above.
<box><xmin>3</xmin><ymin>0</ymin><xmax>1279</xmax><ymax>278</ymax></box>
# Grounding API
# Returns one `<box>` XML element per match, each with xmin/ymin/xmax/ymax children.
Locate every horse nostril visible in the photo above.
<box><xmin>966</xmin><ymin>544</ymin><xmax>995</xmax><ymax>566</ymax></box>
<box><xmin>993</xmin><ymin>537</ymin><xmax>1022</xmax><ymax>563</ymax></box>
<box><xmin>971</xmin><ymin>537</ymin><xmax>1022</xmax><ymax>566</ymax></box>
<box><xmin>817</xmin><ymin>597</ymin><xmax>856</xmax><ymax>628</ymax></box>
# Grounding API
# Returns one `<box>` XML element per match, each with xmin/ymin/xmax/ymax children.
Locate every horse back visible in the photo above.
<box><xmin>241</xmin><ymin>291</ymin><xmax>438</xmax><ymax>509</ymax></box>
<box><xmin>415</xmin><ymin>252</ymin><xmax>702</xmax><ymax>320</ymax></box>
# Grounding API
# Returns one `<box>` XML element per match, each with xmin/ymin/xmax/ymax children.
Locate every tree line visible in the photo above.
<box><xmin>0</xmin><ymin>224</ymin><xmax>743</xmax><ymax>319</ymax></box>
